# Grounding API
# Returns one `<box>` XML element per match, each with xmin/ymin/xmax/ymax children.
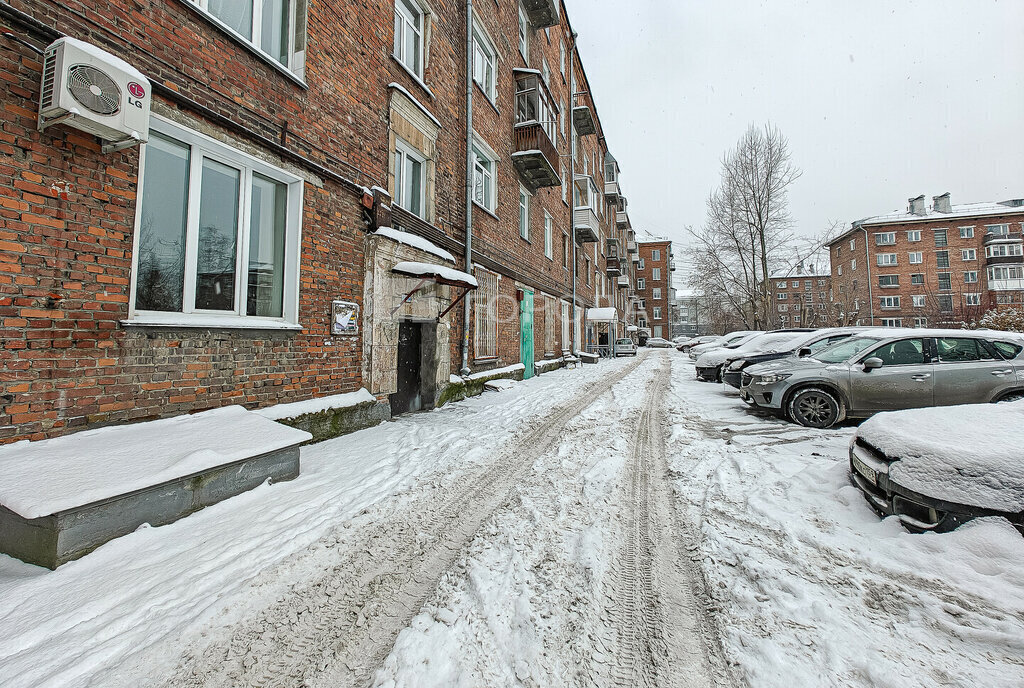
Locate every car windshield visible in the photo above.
<box><xmin>811</xmin><ymin>336</ymin><xmax>883</xmax><ymax>364</ymax></box>
<box><xmin>616</xmin><ymin>339</ymin><xmax>632</xmax><ymax>345</ymax></box>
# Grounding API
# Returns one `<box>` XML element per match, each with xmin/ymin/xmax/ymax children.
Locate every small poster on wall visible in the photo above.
<box><xmin>332</xmin><ymin>300</ymin><xmax>360</xmax><ymax>335</ymax></box>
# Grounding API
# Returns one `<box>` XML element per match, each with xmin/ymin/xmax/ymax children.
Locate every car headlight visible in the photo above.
<box><xmin>757</xmin><ymin>373</ymin><xmax>791</xmax><ymax>384</ymax></box>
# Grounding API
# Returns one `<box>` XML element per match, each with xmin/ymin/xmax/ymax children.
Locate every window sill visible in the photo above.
<box><xmin>175</xmin><ymin>0</ymin><xmax>307</xmax><ymax>89</ymax></box>
<box><xmin>391</xmin><ymin>56</ymin><xmax>435</xmax><ymax>99</ymax></box>
<box><xmin>472</xmin><ymin>200</ymin><xmax>499</xmax><ymax>220</ymax></box>
<box><xmin>122</xmin><ymin>314</ymin><xmax>303</xmax><ymax>332</ymax></box>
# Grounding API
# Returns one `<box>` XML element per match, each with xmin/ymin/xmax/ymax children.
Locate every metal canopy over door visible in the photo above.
<box><xmin>520</xmin><ymin>289</ymin><xmax>535</xmax><ymax>379</ymax></box>
<box><xmin>391</xmin><ymin>321</ymin><xmax>423</xmax><ymax>416</ymax></box>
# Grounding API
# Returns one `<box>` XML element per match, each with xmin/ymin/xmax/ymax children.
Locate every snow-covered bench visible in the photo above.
<box><xmin>577</xmin><ymin>350</ymin><xmax>599</xmax><ymax>365</ymax></box>
<box><xmin>0</xmin><ymin>407</ymin><xmax>311</xmax><ymax>569</ymax></box>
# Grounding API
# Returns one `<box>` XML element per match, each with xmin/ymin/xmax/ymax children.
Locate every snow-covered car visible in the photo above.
<box><xmin>721</xmin><ymin>328</ymin><xmax>866</xmax><ymax>388</ymax></box>
<box><xmin>688</xmin><ymin>330</ymin><xmax>761</xmax><ymax>361</ymax></box>
<box><xmin>645</xmin><ymin>337</ymin><xmax>674</xmax><ymax>348</ymax></box>
<box><xmin>695</xmin><ymin>330</ymin><xmax>812</xmax><ymax>382</ymax></box>
<box><xmin>849</xmin><ymin>401</ymin><xmax>1024</xmax><ymax>534</ymax></box>
<box><xmin>614</xmin><ymin>338</ymin><xmax>637</xmax><ymax>356</ymax></box>
<box><xmin>677</xmin><ymin>335</ymin><xmax>720</xmax><ymax>353</ymax></box>
<box><xmin>740</xmin><ymin>328</ymin><xmax>1024</xmax><ymax>428</ymax></box>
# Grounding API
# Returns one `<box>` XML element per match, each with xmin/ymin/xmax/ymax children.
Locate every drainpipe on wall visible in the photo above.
<box><xmin>460</xmin><ymin>0</ymin><xmax>474</xmax><ymax>376</ymax></box>
<box><xmin>859</xmin><ymin>224</ymin><xmax>875</xmax><ymax>325</ymax></box>
<box><xmin>569</xmin><ymin>31</ymin><xmax>578</xmax><ymax>355</ymax></box>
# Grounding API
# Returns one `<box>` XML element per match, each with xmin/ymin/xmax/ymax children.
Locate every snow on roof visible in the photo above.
<box><xmin>387</xmin><ymin>83</ymin><xmax>441</xmax><ymax>128</ymax></box>
<box><xmin>859</xmin><ymin>401</ymin><xmax>1024</xmax><ymax>512</ymax></box>
<box><xmin>254</xmin><ymin>389</ymin><xmax>376</xmax><ymax>421</ymax></box>
<box><xmin>586</xmin><ymin>307</ymin><xmax>618</xmax><ymax>322</ymax></box>
<box><xmin>391</xmin><ymin>261</ymin><xmax>478</xmax><ymax>288</ymax></box>
<box><xmin>374</xmin><ymin>227</ymin><xmax>455</xmax><ymax>263</ymax></box>
<box><xmin>0</xmin><ymin>407</ymin><xmax>312</xmax><ymax>519</ymax></box>
<box><xmin>56</xmin><ymin>37</ymin><xmax>148</xmax><ymax>83</ymax></box>
<box><xmin>857</xmin><ymin>201</ymin><xmax>1024</xmax><ymax>227</ymax></box>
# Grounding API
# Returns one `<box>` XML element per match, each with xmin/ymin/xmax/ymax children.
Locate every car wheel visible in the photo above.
<box><xmin>787</xmin><ymin>387</ymin><xmax>844</xmax><ymax>429</ymax></box>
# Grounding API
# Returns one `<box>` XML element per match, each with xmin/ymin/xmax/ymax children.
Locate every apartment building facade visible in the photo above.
<box><xmin>771</xmin><ymin>267</ymin><xmax>832</xmax><ymax>328</ymax></box>
<box><xmin>0</xmin><ymin>0</ymin><xmax>640</xmax><ymax>443</ymax></box>
<box><xmin>828</xmin><ymin>194</ymin><xmax>1024</xmax><ymax>328</ymax></box>
<box><xmin>634</xmin><ymin>239</ymin><xmax>673</xmax><ymax>339</ymax></box>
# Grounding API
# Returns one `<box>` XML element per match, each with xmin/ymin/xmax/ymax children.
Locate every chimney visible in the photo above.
<box><xmin>999</xmin><ymin>198</ymin><xmax>1024</xmax><ymax>208</ymax></box>
<box><xmin>933</xmin><ymin>192</ymin><xmax>952</xmax><ymax>213</ymax></box>
<box><xmin>908</xmin><ymin>195</ymin><xmax>927</xmax><ymax>216</ymax></box>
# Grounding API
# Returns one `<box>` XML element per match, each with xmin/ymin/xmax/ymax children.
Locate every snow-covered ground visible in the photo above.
<box><xmin>667</xmin><ymin>357</ymin><xmax>1024</xmax><ymax>687</ymax></box>
<box><xmin>2</xmin><ymin>351</ymin><xmax>1023</xmax><ymax>687</ymax></box>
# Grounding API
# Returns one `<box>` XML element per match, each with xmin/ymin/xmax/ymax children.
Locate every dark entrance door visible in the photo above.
<box><xmin>391</xmin><ymin>321</ymin><xmax>423</xmax><ymax>416</ymax></box>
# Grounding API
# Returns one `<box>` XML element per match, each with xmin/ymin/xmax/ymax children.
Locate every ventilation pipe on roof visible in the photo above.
<box><xmin>908</xmin><ymin>194</ymin><xmax>927</xmax><ymax>216</ymax></box>
<box><xmin>933</xmin><ymin>192</ymin><xmax>952</xmax><ymax>213</ymax></box>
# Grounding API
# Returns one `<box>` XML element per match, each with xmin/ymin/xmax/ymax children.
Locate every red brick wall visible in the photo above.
<box><xmin>636</xmin><ymin>241</ymin><xmax>671</xmax><ymax>336</ymax></box>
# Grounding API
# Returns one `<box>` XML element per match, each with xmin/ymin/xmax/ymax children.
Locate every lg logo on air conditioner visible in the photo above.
<box><xmin>127</xmin><ymin>81</ymin><xmax>146</xmax><ymax>108</ymax></box>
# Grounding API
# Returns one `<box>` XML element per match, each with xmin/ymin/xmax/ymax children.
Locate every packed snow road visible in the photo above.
<box><xmin>1</xmin><ymin>350</ymin><xmax>1022</xmax><ymax>687</ymax></box>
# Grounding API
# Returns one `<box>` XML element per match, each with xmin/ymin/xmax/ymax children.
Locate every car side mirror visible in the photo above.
<box><xmin>798</xmin><ymin>347</ymin><xmax>812</xmax><ymax>357</ymax></box>
<box><xmin>863</xmin><ymin>357</ymin><xmax>884</xmax><ymax>371</ymax></box>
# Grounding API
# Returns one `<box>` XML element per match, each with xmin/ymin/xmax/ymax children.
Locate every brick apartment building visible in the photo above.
<box><xmin>0</xmin><ymin>0</ymin><xmax>641</xmax><ymax>443</ymax></box>
<box><xmin>771</xmin><ymin>265</ymin><xmax>832</xmax><ymax>328</ymax></box>
<box><xmin>828</xmin><ymin>194</ymin><xmax>1024</xmax><ymax>328</ymax></box>
<box><xmin>634</xmin><ymin>238</ymin><xmax>674</xmax><ymax>339</ymax></box>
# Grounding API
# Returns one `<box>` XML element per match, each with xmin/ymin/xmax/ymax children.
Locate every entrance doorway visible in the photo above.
<box><xmin>520</xmin><ymin>289</ymin><xmax>534</xmax><ymax>379</ymax></box>
<box><xmin>390</xmin><ymin>320</ymin><xmax>439</xmax><ymax>416</ymax></box>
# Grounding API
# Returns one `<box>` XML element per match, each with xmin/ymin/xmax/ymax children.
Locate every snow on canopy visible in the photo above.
<box><xmin>374</xmin><ymin>227</ymin><xmax>455</xmax><ymax>263</ymax></box>
<box><xmin>586</xmin><ymin>307</ymin><xmax>618</xmax><ymax>322</ymax></box>
<box><xmin>391</xmin><ymin>261</ymin><xmax>478</xmax><ymax>288</ymax></box>
<box><xmin>0</xmin><ymin>407</ymin><xmax>311</xmax><ymax>519</ymax></box>
<box><xmin>859</xmin><ymin>401</ymin><xmax>1024</xmax><ymax>512</ymax></box>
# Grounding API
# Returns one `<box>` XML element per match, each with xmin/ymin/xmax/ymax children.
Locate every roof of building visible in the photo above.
<box><xmin>830</xmin><ymin>198</ymin><xmax>1024</xmax><ymax>244</ymax></box>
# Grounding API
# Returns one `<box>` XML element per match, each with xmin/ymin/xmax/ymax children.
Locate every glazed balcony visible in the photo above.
<box><xmin>573</xmin><ymin>91</ymin><xmax>597</xmax><ymax>136</ymax></box>
<box><xmin>573</xmin><ymin>175</ymin><xmax>601</xmax><ymax>243</ymax></box>
<box><xmin>616</xmin><ymin>210</ymin><xmax>630</xmax><ymax>228</ymax></box>
<box><xmin>606</xmin><ymin>236</ymin><xmax>622</xmax><ymax>258</ymax></box>
<box><xmin>513</xmin><ymin>71</ymin><xmax>561</xmax><ymax>188</ymax></box>
<box><xmin>617</xmin><ymin>275</ymin><xmax>630</xmax><ymax>289</ymax></box>
<box><xmin>983</xmin><ymin>231</ymin><xmax>1023</xmax><ymax>245</ymax></box>
<box><xmin>521</xmin><ymin>0</ymin><xmax>559</xmax><ymax>28</ymax></box>
<box><xmin>604</xmin><ymin>178</ymin><xmax>620</xmax><ymax>200</ymax></box>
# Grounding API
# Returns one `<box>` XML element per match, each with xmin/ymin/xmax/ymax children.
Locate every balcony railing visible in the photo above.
<box><xmin>606</xmin><ymin>256</ymin><xmax>622</xmax><ymax>277</ymax></box>
<box><xmin>606</xmin><ymin>236</ymin><xmax>622</xmax><ymax>258</ymax></box>
<box><xmin>573</xmin><ymin>91</ymin><xmax>597</xmax><ymax>136</ymax></box>
<box><xmin>984</xmin><ymin>231</ymin><xmax>1023</xmax><ymax>245</ymax></box>
<box><xmin>521</xmin><ymin>0</ymin><xmax>559</xmax><ymax>28</ymax></box>
<box><xmin>573</xmin><ymin>207</ymin><xmax>600</xmax><ymax>243</ymax></box>
<box><xmin>604</xmin><ymin>178</ymin><xmax>621</xmax><ymax>200</ymax></box>
<box><xmin>626</xmin><ymin>240</ymin><xmax>638</xmax><ymax>253</ymax></box>
<box><xmin>617</xmin><ymin>275</ymin><xmax>629</xmax><ymax>289</ymax></box>
<box><xmin>616</xmin><ymin>210</ymin><xmax>629</xmax><ymax>228</ymax></box>
<box><xmin>513</xmin><ymin>71</ymin><xmax>561</xmax><ymax>188</ymax></box>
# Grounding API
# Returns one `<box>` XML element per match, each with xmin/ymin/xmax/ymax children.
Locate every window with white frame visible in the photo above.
<box><xmin>986</xmin><ymin>223</ymin><xmax>1010</xmax><ymax>237</ymax></box>
<box><xmin>517</xmin><ymin>4</ymin><xmax>529</xmax><ymax>60</ymax></box>
<box><xmin>394</xmin><ymin>0</ymin><xmax>425</xmax><ymax>77</ymax></box>
<box><xmin>778</xmin><ymin>304</ymin><xmax>789</xmax><ymax>312</ymax></box>
<box><xmin>851</xmin><ymin>259</ymin><xmax>857</xmax><ymax>271</ymax></box>
<box><xmin>777</xmin><ymin>292</ymin><xmax>788</xmax><ymax>300</ymax></box>
<box><xmin>132</xmin><ymin>119</ymin><xmax>303</xmax><ymax>324</ymax></box>
<box><xmin>394</xmin><ymin>139</ymin><xmax>426</xmax><ymax>217</ymax></box>
<box><xmin>849</xmin><ymin>238</ymin><xmax>856</xmax><ymax>250</ymax></box>
<box><xmin>986</xmin><ymin>243</ymin><xmax>1024</xmax><ymax>258</ymax></box>
<box><xmin>637</xmin><ymin>277</ymin><xmax>645</xmax><ymax>290</ymax></box>
<box><xmin>880</xmin><ymin>318</ymin><xmax>903</xmax><ymax>327</ymax></box>
<box><xmin>965</xmin><ymin>293</ymin><xmax>981</xmax><ymax>306</ymax></box>
<box><xmin>474</xmin><ymin>268</ymin><xmax>498</xmax><ymax>358</ymax></box>
<box><xmin>910</xmin><ymin>273</ymin><xmax>924</xmax><ymax>285</ymax></box>
<box><xmin>908</xmin><ymin>251</ymin><xmax>922</xmax><ymax>264</ymax></box>
<box><xmin>559</xmin><ymin>98</ymin><xmax>566</xmax><ymax>139</ymax></box>
<box><xmin>907</xmin><ymin>230</ymin><xmax>921</xmax><ymax>242</ymax></box>
<box><xmin>638</xmin><ymin>258</ymin><xmax>645</xmax><ymax>269</ymax></box>
<box><xmin>519</xmin><ymin>186</ymin><xmax>530</xmax><ymax>240</ymax></box>
<box><xmin>562</xmin><ymin>231</ymin><xmax>569</xmax><ymax>268</ymax></box>
<box><xmin>912</xmin><ymin>295</ymin><xmax>925</xmax><ymax>308</ymax></box>
<box><xmin>964</xmin><ymin>271</ymin><xmax>978</xmax><ymax>283</ymax></box>
<box><xmin>189</xmin><ymin>0</ymin><xmax>307</xmax><ymax>77</ymax></box>
<box><xmin>560</xmin><ymin>162</ymin><xmax>567</xmax><ymax>202</ymax></box>
<box><xmin>652</xmin><ymin>287</ymin><xmax>662</xmax><ymax>300</ymax></box>
<box><xmin>962</xmin><ymin>248</ymin><xmax>977</xmax><ymax>261</ymax></box>
<box><xmin>880</xmin><ymin>296</ymin><xmax>900</xmax><ymax>309</ymax></box>
<box><xmin>541</xmin><ymin>58</ymin><xmax>550</xmax><ymax>85</ymax></box>
<box><xmin>878</xmin><ymin>274</ymin><xmax>899</xmax><ymax>287</ymax></box>
<box><xmin>960</xmin><ymin>226</ymin><xmax>975</xmax><ymax>239</ymax></box>
<box><xmin>652</xmin><ymin>249</ymin><xmax>661</xmax><ymax>260</ymax></box>
<box><xmin>653</xmin><ymin>307</ymin><xmax>662</xmax><ymax>320</ymax></box>
<box><xmin>837</xmin><ymin>266</ymin><xmax>842</xmax><ymax>276</ymax></box>
<box><xmin>560</xmin><ymin>40</ymin><xmax>565</xmax><ymax>76</ymax></box>
<box><xmin>875</xmin><ymin>232</ymin><xmax>896</xmax><ymax>245</ymax></box>
<box><xmin>652</xmin><ymin>267</ymin><xmax>661</xmax><ymax>280</ymax></box>
<box><xmin>471</xmin><ymin>142</ymin><xmax>495</xmax><ymax>212</ymax></box>
<box><xmin>472</xmin><ymin>21</ymin><xmax>496</xmax><ymax>100</ymax></box>
<box><xmin>914</xmin><ymin>317</ymin><xmax>927</xmax><ymax>327</ymax></box>
<box><xmin>989</xmin><ymin>265</ymin><xmax>1024</xmax><ymax>281</ymax></box>
<box><xmin>877</xmin><ymin>253</ymin><xmax>897</xmax><ymax>266</ymax></box>
<box><xmin>544</xmin><ymin>212</ymin><xmax>553</xmax><ymax>259</ymax></box>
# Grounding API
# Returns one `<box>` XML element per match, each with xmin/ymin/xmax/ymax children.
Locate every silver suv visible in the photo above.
<box><xmin>740</xmin><ymin>329</ymin><xmax>1024</xmax><ymax>428</ymax></box>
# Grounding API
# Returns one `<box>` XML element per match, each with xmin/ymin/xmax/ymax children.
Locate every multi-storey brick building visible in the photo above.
<box><xmin>0</xmin><ymin>0</ymin><xmax>641</xmax><ymax>443</ymax></box>
<box><xmin>771</xmin><ymin>265</ymin><xmax>832</xmax><ymax>328</ymax></box>
<box><xmin>828</xmin><ymin>194</ymin><xmax>1024</xmax><ymax>328</ymax></box>
<box><xmin>634</xmin><ymin>238</ymin><xmax>673</xmax><ymax>339</ymax></box>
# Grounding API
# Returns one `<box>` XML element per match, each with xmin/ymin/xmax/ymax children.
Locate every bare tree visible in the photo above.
<box><xmin>688</xmin><ymin>124</ymin><xmax>801</xmax><ymax>329</ymax></box>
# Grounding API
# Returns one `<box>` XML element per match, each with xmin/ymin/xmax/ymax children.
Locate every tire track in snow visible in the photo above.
<box><xmin>159</xmin><ymin>354</ymin><xmax>649</xmax><ymax>688</ymax></box>
<box><xmin>595</xmin><ymin>359</ymin><xmax>733</xmax><ymax>688</ymax></box>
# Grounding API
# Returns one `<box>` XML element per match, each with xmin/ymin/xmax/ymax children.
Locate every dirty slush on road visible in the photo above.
<box><xmin>155</xmin><ymin>353</ymin><xmax>732</xmax><ymax>688</ymax></box>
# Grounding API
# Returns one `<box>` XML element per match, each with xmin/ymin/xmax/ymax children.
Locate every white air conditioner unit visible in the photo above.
<box><xmin>38</xmin><ymin>37</ymin><xmax>151</xmax><ymax>153</ymax></box>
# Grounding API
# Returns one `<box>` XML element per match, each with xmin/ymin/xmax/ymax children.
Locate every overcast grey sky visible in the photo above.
<box><xmin>566</xmin><ymin>0</ymin><xmax>1024</xmax><ymax>264</ymax></box>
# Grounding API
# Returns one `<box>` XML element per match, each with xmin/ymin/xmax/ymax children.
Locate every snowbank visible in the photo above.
<box><xmin>373</xmin><ymin>227</ymin><xmax>455</xmax><ymax>263</ymax></box>
<box><xmin>465</xmin><ymin>363</ymin><xmax>525</xmax><ymax>381</ymax></box>
<box><xmin>0</xmin><ymin>407</ymin><xmax>312</xmax><ymax>519</ymax></box>
<box><xmin>859</xmin><ymin>401</ymin><xmax>1024</xmax><ymax>512</ymax></box>
<box><xmin>254</xmin><ymin>389</ymin><xmax>376</xmax><ymax>421</ymax></box>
